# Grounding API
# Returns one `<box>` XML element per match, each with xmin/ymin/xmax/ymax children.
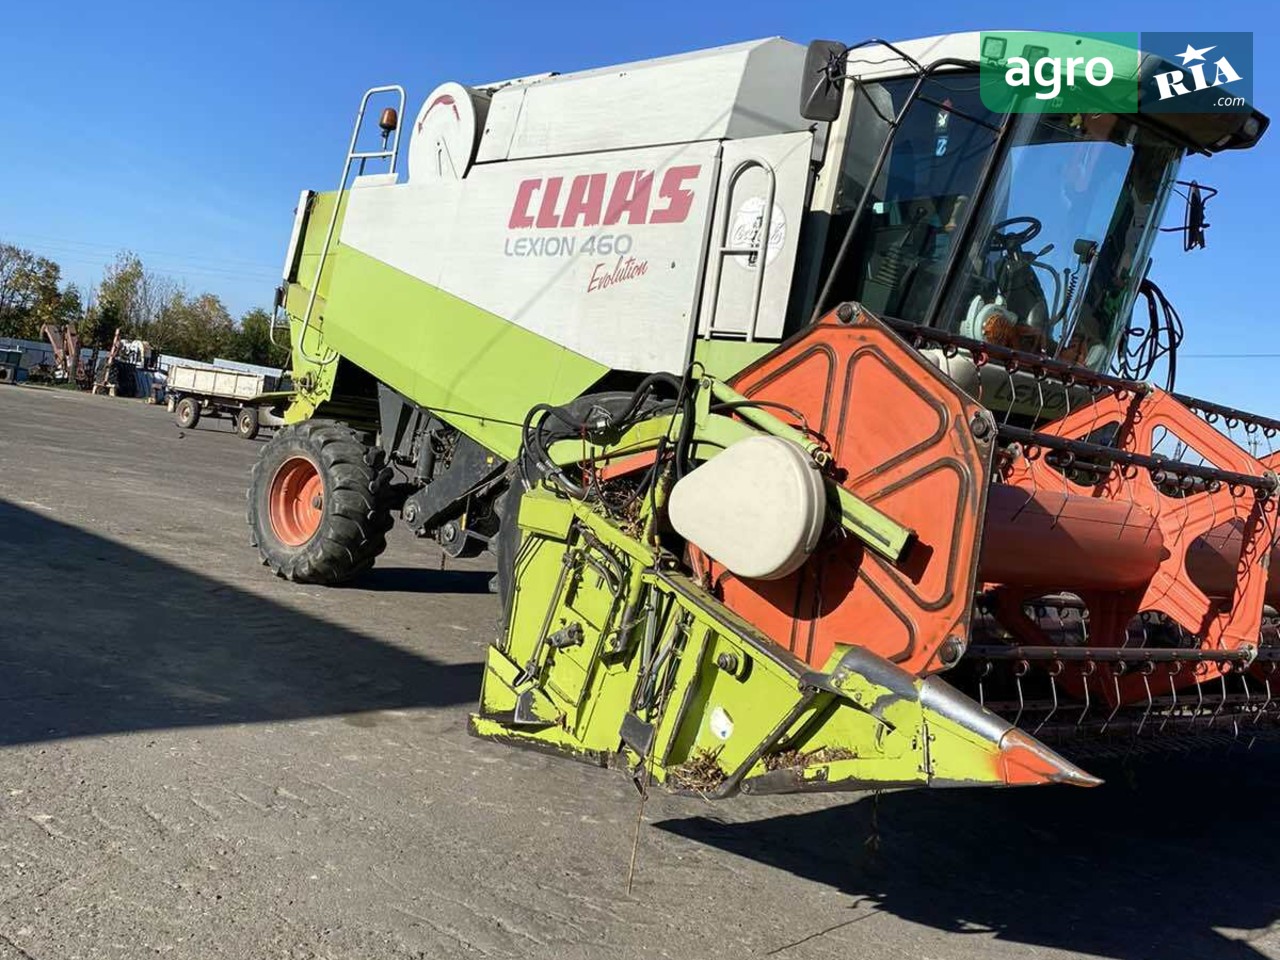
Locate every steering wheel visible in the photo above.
<box><xmin>990</xmin><ymin>216</ymin><xmax>1042</xmax><ymax>250</ymax></box>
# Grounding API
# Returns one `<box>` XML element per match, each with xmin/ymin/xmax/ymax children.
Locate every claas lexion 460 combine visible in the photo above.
<box><xmin>249</xmin><ymin>33</ymin><xmax>1276</xmax><ymax>794</ymax></box>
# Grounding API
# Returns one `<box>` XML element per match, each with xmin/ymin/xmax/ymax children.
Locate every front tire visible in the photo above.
<box><xmin>248</xmin><ymin>420</ymin><xmax>393</xmax><ymax>584</ymax></box>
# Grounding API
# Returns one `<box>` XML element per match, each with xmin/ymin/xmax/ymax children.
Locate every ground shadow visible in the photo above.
<box><xmin>657</xmin><ymin>752</ymin><xmax>1280</xmax><ymax>959</ymax></box>
<box><xmin>356</xmin><ymin>566</ymin><xmax>494</xmax><ymax>594</ymax></box>
<box><xmin>0</xmin><ymin>499</ymin><xmax>480</xmax><ymax>747</ymax></box>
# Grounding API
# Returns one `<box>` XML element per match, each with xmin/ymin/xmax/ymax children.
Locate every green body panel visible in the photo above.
<box><xmin>690</xmin><ymin>338</ymin><xmax>776</xmax><ymax>378</ymax></box>
<box><xmin>298</xmin><ymin>190</ymin><xmax>349</xmax><ymax>304</ymax></box>
<box><xmin>279</xmin><ymin>190</ymin><xmax>351</xmax><ymax>424</ymax></box>
<box><xmin>471</xmin><ymin>488</ymin><xmax>1056</xmax><ymax>795</ymax></box>
<box><xmin>318</xmin><ymin>246</ymin><xmax>608</xmax><ymax>459</ymax></box>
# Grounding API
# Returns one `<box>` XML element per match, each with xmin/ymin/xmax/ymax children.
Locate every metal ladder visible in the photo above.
<box><xmin>701</xmin><ymin>157</ymin><xmax>778</xmax><ymax>343</ymax></box>
<box><xmin>293</xmin><ymin>85</ymin><xmax>407</xmax><ymax>365</ymax></box>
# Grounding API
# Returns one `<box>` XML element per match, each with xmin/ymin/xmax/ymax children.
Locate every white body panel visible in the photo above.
<box><xmin>167</xmin><ymin>365</ymin><xmax>273</xmax><ymax>401</ymax></box>
<box><xmin>343</xmin><ymin>141</ymin><xmax>732</xmax><ymax>373</ymax></box>
<box><xmin>282</xmin><ymin>190</ymin><xmax>312</xmax><ymax>282</ymax></box>
<box><xmin>475</xmin><ymin>39</ymin><xmax>809</xmax><ymax>163</ymax></box>
<box><xmin>342</xmin><ymin>44</ymin><xmax>818</xmax><ymax>372</ymax></box>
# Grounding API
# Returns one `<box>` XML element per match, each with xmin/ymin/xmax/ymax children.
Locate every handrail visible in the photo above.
<box><xmin>295</xmin><ymin>85</ymin><xmax>406</xmax><ymax>366</ymax></box>
<box><xmin>702</xmin><ymin>157</ymin><xmax>778</xmax><ymax>343</ymax></box>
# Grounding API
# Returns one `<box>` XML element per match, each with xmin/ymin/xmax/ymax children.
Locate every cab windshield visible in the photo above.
<box><xmin>826</xmin><ymin>74</ymin><xmax>1183</xmax><ymax>371</ymax></box>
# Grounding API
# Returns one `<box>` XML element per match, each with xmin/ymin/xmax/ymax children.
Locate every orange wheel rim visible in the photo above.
<box><xmin>268</xmin><ymin>456</ymin><xmax>323</xmax><ymax>546</ymax></box>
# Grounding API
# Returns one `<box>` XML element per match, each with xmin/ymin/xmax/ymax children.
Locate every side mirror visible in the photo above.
<box><xmin>1160</xmin><ymin>180</ymin><xmax>1218</xmax><ymax>251</ymax></box>
<box><xmin>800</xmin><ymin>40</ymin><xmax>849</xmax><ymax>122</ymax></box>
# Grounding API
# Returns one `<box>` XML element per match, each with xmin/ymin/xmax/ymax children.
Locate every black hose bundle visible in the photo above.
<box><xmin>518</xmin><ymin>372</ymin><xmax>690</xmax><ymax>511</ymax></box>
<box><xmin>1115</xmin><ymin>278</ymin><xmax>1184</xmax><ymax>391</ymax></box>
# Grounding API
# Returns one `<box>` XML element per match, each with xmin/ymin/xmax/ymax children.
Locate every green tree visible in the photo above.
<box><xmin>88</xmin><ymin>251</ymin><xmax>172</xmax><ymax>344</ymax></box>
<box><xmin>0</xmin><ymin>243</ymin><xmax>80</xmax><ymax>341</ymax></box>
<box><xmin>1</xmin><ymin>244</ymin><xmax>272</xmax><ymax>362</ymax></box>
<box><xmin>227</xmin><ymin>308</ymin><xmax>280</xmax><ymax>366</ymax></box>
<box><xmin>149</xmin><ymin>290</ymin><xmax>236</xmax><ymax>361</ymax></box>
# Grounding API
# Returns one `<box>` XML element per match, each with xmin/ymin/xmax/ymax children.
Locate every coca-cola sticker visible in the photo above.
<box><xmin>729</xmin><ymin>197</ymin><xmax>786</xmax><ymax>271</ymax></box>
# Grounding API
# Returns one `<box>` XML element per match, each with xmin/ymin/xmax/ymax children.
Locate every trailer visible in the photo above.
<box><xmin>166</xmin><ymin>364</ymin><xmax>286</xmax><ymax>439</ymax></box>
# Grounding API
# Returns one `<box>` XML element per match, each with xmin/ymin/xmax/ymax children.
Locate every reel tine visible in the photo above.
<box><xmin>1160</xmin><ymin>662</ymin><xmax>1180</xmax><ymax>733</ymax></box>
<box><xmin>1102</xmin><ymin>671</ymin><xmax>1123</xmax><ymax>734</ymax></box>
<box><xmin>1001</xmin><ymin>366</ymin><xmax>1016</xmax><ymax>426</ymax></box>
<box><xmin>1255</xmin><ymin>673</ymin><xmax>1274</xmax><ymax>730</ymax></box>
<box><xmin>1141</xmin><ymin>667</ymin><xmax>1153</xmax><ymax>734</ymax></box>
<box><xmin>1242</xmin><ymin>673</ymin><xmax>1259</xmax><ymax>749</ymax></box>
<box><xmin>1208</xmin><ymin>673</ymin><xmax>1229</xmax><ymax>729</ymax></box>
<box><xmin>1013</xmin><ymin>659</ymin><xmax>1028</xmax><ymax>729</ymax></box>
<box><xmin>1131</xmin><ymin>663</ymin><xmax>1155</xmax><ymax>751</ymax></box>
<box><xmin>1077</xmin><ymin>660</ymin><xmax>1095</xmax><ymax>731</ymax></box>
<box><xmin>1033</xmin><ymin>659</ymin><xmax>1063</xmax><ymax>737</ymax></box>
<box><xmin>1191</xmin><ymin>669</ymin><xmax>1206</xmax><ymax>728</ymax></box>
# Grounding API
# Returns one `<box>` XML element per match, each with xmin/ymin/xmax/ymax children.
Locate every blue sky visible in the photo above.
<box><xmin>0</xmin><ymin>0</ymin><xmax>1274</xmax><ymax>410</ymax></box>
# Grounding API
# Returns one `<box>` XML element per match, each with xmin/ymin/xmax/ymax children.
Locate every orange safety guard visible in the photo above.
<box><xmin>689</xmin><ymin>306</ymin><xmax>995</xmax><ymax>676</ymax></box>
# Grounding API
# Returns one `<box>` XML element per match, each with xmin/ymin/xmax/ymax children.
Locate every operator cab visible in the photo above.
<box><xmin>803</xmin><ymin>34</ymin><xmax>1267</xmax><ymax>404</ymax></box>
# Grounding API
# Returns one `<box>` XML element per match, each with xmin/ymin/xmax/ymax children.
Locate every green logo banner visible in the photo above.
<box><xmin>979</xmin><ymin>32</ymin><xmax>1140</xmax><ymax>113</ymax></box>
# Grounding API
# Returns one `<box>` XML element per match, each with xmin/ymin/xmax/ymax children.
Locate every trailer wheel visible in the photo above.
<box><xmin>248</xmin><ymin>420</ymin><xmax>394</xmax><ymax>584</ymax></box>
<box><xmin>236</xmin><ymin>406</ymin><xmax>260</xmax><ymax>440</ymax></box>
<box><xmin>175</xmin><ymin>396</ymin><xmax>200</xmax><ymax>429</ymax></box>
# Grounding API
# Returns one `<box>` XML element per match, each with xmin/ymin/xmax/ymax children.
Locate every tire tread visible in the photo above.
<box><xmin>247</xmin><ymin>419</ymin><xmax>392</xmax><ymax>585</ymax></box>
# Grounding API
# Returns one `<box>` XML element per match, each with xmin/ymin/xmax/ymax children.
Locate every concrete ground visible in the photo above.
<box><xmin>1</xmin><ymin>384</ymin><xmax>1278</xmax><ymax>960</ymax></box>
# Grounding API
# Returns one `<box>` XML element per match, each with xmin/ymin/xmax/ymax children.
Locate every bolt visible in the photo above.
<box><xmin>939</xmin><ymin>636</ymin><xmax>965</xmax><ymax>666</ymax></box>
<box><xmin>716</xmin><ymin>652</ymin><xmax>740</xmax><ymax>673</ymax></box>
<box><xmin>835</xmin><ymin>303</ymin><xmax>855</xmax><ymax>323</ymax></box>
<box><xmin>970</xmin><ymin>414</ymin><xmax>992</xmax><ymax>440</ymax></box>
<box><xmin>311</xmin><ymin>495</ymin><xmax>323</xmax><ymax>510</ymax></box>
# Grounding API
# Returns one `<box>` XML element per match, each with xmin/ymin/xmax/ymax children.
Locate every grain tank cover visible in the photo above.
<box><xmin>475</xmin><ymin>38</ymin><xmax>810</xmax><ymax>163</ymax></box>
<box><xmin>408</xmin><ymin>82</ymin><xmax>491</xmax><ymax>182</ymax></box>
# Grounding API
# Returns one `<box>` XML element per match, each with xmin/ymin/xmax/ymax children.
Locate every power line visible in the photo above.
<box><xmin>1</xmin><ymin>230</ymin><xmax>278</xmax><ymax>273</ymax></box>
<box><xmin>14</xmin><ymin>245</ymin><xmax>277</xmax><ymax>280</ymax></box>
<box><xmin>3</xmin><ymin>244</ymin><xmax>278</xmax><ymax>284</ymax></box>
<box><xmin>35</xmin><ymin>253</ymin><xmax>276</xmax><ymax>285</ymax></box>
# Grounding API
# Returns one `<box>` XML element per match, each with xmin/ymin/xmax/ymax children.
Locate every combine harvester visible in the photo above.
<box><xmin>248</xmin><ymin>33</ymin><xmax>1277</xmax><ymax>793</ymax></box>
